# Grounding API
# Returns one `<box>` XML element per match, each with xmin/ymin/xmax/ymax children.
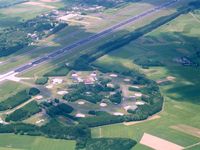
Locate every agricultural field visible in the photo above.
<box><xmin>0</xmin><ymin>134</ymin><xmax>76</xmax><ymax>150</ymax></box>
<box><xmin>0</xmin><ymin>81</ymin><xmax>28</xmax><ymax>101</ymax></box>
<box><xmin>92</xmin><ymin>8</ymin><xmax>200</xmax><ymax>150</ymax></box>
<box><xmin>0</xmin><ymin>0</ymin><xmax>66</xmax><ymax>22</ymax></box>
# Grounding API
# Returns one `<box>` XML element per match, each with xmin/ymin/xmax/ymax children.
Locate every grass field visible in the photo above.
<box><xmin>0</xmin><ymin>81</ymin><xmax>27</xmax><ymax>101</ymax></box>
<box><xmin>0</xmin><ymin>0</ymin><xmax>65</xmax><ymax>32</ymax></box>
<box><xmin>0</xmin><ymin>134</ymin><xmax>76</xmax><ymax>150</ymax></box>
<box><xmin>0</xmin><ymin>0</ymin><xmax>65</xmax><ymax>22</ymax></box>
<box><xmin>0</xmin><ymin>5</ymin><xmax>48</xmax><ymax>28</ymax></box>
<box><xmin>92</xmin><ymin>10</ymin><xmax>200</xmax><ymax>150</ymax></box>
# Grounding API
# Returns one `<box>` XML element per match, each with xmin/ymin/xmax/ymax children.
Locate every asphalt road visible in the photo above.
<box><xmin>0</xmin><ymin>0</ymin><xmax>178</xmax><ymax>81</ymax></box>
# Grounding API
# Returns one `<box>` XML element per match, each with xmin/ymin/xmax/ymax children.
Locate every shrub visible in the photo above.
<box><xmin>40</xmin><ymin>119</ymin><xmax>91</xmax><ymax>140</ymax></box>
<box><xmin>128</xmin><ymin>87</ymin><xmax>140</xmax><ymax>92</ymax></box>
<box><xmin>35</xmin><ymin>77</ymin><xmax>48</xmax><ymax>85</ymax></box>
<box><xmin>109</xmin><ymin>92</ymin><xmax>122</xmax><ymax>104</ymax></box>
<box><xmin>78</xmin><ymin>115</ymin><xmax>124</xmax><ymax>127</ymax></box>
<box><xmin>57</xmin><ymin>103</ymin><xmax>74</xmax><ymax>114</ymax></box>
<box><xmin>28</xmin><ymin>88</ymin><xmax>40</xmax><ymax>96</ymax></box>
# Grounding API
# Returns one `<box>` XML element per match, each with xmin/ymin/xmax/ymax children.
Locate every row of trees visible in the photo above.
<box><xmin>5</xmin><ymin>101</ymin><xmax>41</xmax><ymax>122</ymax></box>
<box><xmin>86</xmin><ymin>138</ymin><xmax>137</xmax><ymax>150</ymax></box>
<box><xmin>134</xmin><ymin>58</ymin><xmax>164</xmax><ymax>69</ymax></box>
<box><xmin>35</xmin><ymin>77</ymin><xmax>49</xmax><ymax>85</ymax></box>
<box><xmin>0</xmin><ymin>88</ymin><xmax>40</xmax><ymax>111</ymax></box>
<box><xmin>0</xmin><ymin>119</ymin><xmax>91</xmax><ymax>148</ymax></box>
<box><xmin>46</xmin><ymin>103</ymin><xmax>74</xmax><ymax>118</ymax></box>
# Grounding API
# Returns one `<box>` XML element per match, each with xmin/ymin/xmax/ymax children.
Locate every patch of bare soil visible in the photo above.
<box><xmin>140</xmin><ymin>133</ymin><xmax>184</xmax><ymax>150</ymax></box>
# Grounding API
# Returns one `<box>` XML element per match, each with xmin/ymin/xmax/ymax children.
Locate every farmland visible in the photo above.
<box><xmin>0</xmin><ymin>134</ymin><xmax>76</xmax><ymax>150</ymax></box>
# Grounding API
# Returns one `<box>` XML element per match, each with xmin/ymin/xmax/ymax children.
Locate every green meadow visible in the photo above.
<box><xmin>0</xmin><ymin>81</ymin><xmax>28</xmax><ymax>102</ymax></box>
<box><xmin>0</xmin><ymin>134</ymin><xmax>76</xmax><ymax>150</ymax></box>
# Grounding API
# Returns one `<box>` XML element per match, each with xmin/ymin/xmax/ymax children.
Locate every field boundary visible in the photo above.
<box><xmin>184</xmin><ymin>142</ymin><xmax>200</xmax><ymax>149</ymax></box>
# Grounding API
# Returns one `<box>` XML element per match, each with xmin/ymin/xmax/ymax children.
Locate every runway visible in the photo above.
<box><xmin>0</xmin><ymin>0</ymin><xmax>178</xmax><ymax>82</ymax></box>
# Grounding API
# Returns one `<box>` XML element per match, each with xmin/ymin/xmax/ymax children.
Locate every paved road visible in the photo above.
<box><xmin>0</xmin><ymin>0</ymin><xmax>179</xmax><ymax>81</ymax></box>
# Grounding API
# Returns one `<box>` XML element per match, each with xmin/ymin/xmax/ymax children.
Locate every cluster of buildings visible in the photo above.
<box><xmin>71</xmin><ymin>71</ymin><xmax>98</xmax><ymax>85</ymax></box>
<box><xmin>69</xmin><ymin>5</ymin><xmax>104</xmax><ymax>13</ymax></box>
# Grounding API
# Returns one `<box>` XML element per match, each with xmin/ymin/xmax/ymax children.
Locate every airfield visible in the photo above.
<box><xmin>0</xmin><ymin>0</ymin><xmax>179</xmax><ymax>79</ymax></box>
<box><xmin>0</xmin><ymin>0</ymin><xmax>200</xmax><ymax>150</ymax></box>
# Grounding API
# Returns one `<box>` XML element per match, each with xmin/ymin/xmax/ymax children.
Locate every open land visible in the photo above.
<box><xmin>0</xmin><ymin>134</ymin><xmax>75</xmax><ymax>150</ymax></box>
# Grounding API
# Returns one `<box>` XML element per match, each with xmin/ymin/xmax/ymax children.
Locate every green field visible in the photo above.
<box><xmin>0</xmin><ymin>81</ymin><xmax>27</xmax><ymax>101</ymax></box>
<box><xmin>0</xmin><ymin>134</ymin><xmax>76</xmax><ymax>150</ymax></box>
<box><xmin>92</xmin><ymin>10</ymin><xmax>200</xmax><ymax>150</ymax></box>
<box><xmin>0</xmin><ymin>0</ymin><xmax>65</xmax><ymax>22</ymax></box>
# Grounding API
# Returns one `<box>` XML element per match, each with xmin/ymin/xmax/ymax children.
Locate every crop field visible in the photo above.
<box><xmin>92</xmin><ymin>9</ymin><xmax>200</xmax><ymax>150</ymax></box>
<box><xmin>0</xmin><ymin>4</ymin><xmax>48</xmax><ymax>25</ymax></box>
<box><xmin>0</xmin><ymin>134</ymin><xmax>76</xmax><ymax>150</ymax></box>
<box><xmin>0</xmin><ymin>0</ymin><xmax>64</xmax><ymax>22</ymax></box>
